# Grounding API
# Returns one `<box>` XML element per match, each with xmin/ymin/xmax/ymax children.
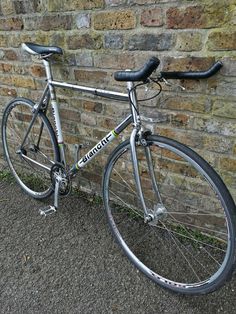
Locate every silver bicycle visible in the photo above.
<box><xmin>2</xmin><ymin>42</ymin><xmax>236</xmax><ymax>295</ymax></box>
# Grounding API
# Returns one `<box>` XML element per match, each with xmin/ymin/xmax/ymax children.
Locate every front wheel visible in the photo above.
<box><xmin>1</xmin><ymin>98</ymin><xmax>60</xmax><ymax>199</ymax></box>
<box><xmin>103</xmin><ymin>135</ymin><xmax>236</xmax><ymax>294</ymax></box>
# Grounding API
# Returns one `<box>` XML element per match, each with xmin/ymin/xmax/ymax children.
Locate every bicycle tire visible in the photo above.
<box><xmin>103</xmin><ymin>135</ymin><xmax>236</xmax><ymax>294</ymax></box>
<box><xmin>1</xmin><ymin>97</ymin><xmax>60</xmax><ymax>199</ymax></box>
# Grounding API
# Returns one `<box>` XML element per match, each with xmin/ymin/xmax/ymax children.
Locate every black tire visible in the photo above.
<box><xmin>103</xmin><ymin>135</ymin><xmax>236</xmax><ymax>294</ymax></box>
<box><xmin>1</xmin><ymin>98</ymin><xmax>60</xmax><ymax>199</ymax></box>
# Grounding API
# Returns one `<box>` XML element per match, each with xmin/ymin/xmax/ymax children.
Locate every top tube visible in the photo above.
<box><xmin>49</xmin><ymin>79</ymin><xmax>129</xmax><ymax>102</ymax></box>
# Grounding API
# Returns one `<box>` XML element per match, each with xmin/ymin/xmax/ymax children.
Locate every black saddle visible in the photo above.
<box><xmin>22</xmin><ymin>42</ymin><xmax>63</xmax><ymax>56</ymax></box>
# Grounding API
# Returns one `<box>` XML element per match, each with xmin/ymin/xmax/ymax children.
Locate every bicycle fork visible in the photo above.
<box><xmin>128</xmin><ymin>81</ymin><xmax>163</xmax><ymax>223</ymax></box>
<box><xmin>130</xmin><ymin>128</ymin><xmax>151</xmax><ymax>222</ymax></box>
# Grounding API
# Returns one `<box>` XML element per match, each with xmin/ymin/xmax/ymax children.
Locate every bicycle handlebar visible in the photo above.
<box><xmin>160</xmin><ymin>61</ymin><xmax>223</xmax><ymax>80</ymax></box>
<box><xmin>114</xmin><ymin>57</ymin><xmax>160</xmax><ymax>82</ymax></box>
<box><xmin>114</xmin><ymin>58</ymin><xmax>223</xmax><ymax>82</ymax></box>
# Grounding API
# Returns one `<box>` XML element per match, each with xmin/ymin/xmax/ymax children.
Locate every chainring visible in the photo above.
<box><xmin>50</xmin><ymin>163</ymin><xmax>71</xmax><ymax>196</ymax></box>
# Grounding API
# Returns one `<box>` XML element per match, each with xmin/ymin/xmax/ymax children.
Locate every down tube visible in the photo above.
<box><xmin>70</xmin><ymin>114</ymin><xmax>132</xmax><ymax>173</ymax></box>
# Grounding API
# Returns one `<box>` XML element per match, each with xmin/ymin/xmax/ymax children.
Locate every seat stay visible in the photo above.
<box><xmin>20</xmin><ymin>85</ymin><xmax>50</xmax><ymax>149</ymax></box>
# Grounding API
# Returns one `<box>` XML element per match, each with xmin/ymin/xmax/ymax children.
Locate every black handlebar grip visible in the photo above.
<box><xmin>139</xmin><ymin>57</ymin><xmax>160</xmax><ymax>80</ymax></box>
<box><xmin>114</xmin><ymin>57</ymin><xmax>160</xmax><ymax>82</ymax></box>
<box><xmin>160</xmin><ymin>61</ymin><xmax>223</xmax><ymax>80</ymax></box>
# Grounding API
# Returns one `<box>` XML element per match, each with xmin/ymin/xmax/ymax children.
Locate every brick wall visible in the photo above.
<box><xmin>0</xmin><ymin>0</ymin><xmax>236</xmax><ymax>197</ymax></box>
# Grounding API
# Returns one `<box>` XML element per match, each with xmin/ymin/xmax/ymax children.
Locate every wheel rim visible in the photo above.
<box><xmin>3</xmin><ymin>100</ymin><xmax>58</xmax><ymax>197</ymax></box>
<box><xmin>104</xmin><ymin>140</ymin><xmax>233</xmax><ymax>291</ymax></box>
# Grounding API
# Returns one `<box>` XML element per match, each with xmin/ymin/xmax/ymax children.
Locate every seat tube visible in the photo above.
<box><xmin>43</xmin><ymin>59</ymin><xmax>65</xmax><ymax>163</ymax></box>
<box><xmin>127</xmin><ymin>81</ymin><xmax>150</xmax><ymax>221</ymax></box>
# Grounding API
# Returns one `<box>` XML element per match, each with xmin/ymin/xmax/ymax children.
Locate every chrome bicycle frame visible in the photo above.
<box><xmin>26</xmin><ymin>59</ymin><xmax>153</xmax><ymax>218</ymax></box>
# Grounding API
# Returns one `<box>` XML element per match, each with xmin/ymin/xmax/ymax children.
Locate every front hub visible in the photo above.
<box><xmin>148</xmin><ymin>203</ymin><xmax>168</xmax><ymax>226</ymax></box>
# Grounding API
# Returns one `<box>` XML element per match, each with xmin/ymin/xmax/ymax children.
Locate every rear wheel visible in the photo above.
<box><xmin>2</xmin><ymin>98</ymin><xmax>60</xmax><ymax>199</ymax></box>
<box><xmin>103</xmin><ymin>135</ymin><xmax>236</xmax><ymax>294</ymax></box>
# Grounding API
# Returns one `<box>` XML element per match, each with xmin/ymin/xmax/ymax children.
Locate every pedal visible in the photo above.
<box><xmin>39</xmin><ymin>205</ymin><xmax>57</xmax><ymax>217</ymax></box>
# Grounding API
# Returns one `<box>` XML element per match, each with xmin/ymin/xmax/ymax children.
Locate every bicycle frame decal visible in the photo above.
<box><xmin>70</xmin><ymin>115</ymin><xmax>133</xmax><ymax>172</ymax></box>
<box><xmin>51</xmin><ymin>99</ymin><xmax>63</xmax><ymax>144</ymax></box>
<box><xmin>77</xmin><ymin>131</ymin><xmax>117</xmax><ymax>168</ymax></box>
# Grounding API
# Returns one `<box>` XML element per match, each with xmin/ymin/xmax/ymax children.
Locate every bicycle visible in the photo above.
<box><xmin>1</xmin><ymin>42</ymin><xmax>236</xmax><ymax>295</ymax></box>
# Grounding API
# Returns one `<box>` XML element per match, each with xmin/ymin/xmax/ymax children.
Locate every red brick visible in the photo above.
<box><xmin>83</xmin><ymin>100</ymin><xmax>103</xmax><ymax>113</ymax></box>
<box><xmin>60</xmin><ymin>108</ymin><xmax>81</xmax><ymax>122</ymax></box>
<box><xmin>30</xmin><ymin>65</ymin><xmax>46</xmax><ymax>78</ymax></box>
<box><xmin>94</xmin><ymin>52</ymin><xmax>135</xmax><ymax>69</ymax></box>
<box><xmin>156</xmin><ymin>127</ymin><xmax>203</xmax><ymax>148</ymax></box>
<box><xmin>12</xmin><ymin>76</ymin><xmax>36</xmax><ymax>89</ymax></box>
<box><xmin>48</xmin><ymin>0</ymin><xmax>104</xmax><ymax>11</ymax></box>
<box><xmin>93</xmin><ymin>10</ymin><xmax>136</xmax><ymax>30</ymax></box>
<box><xmin>162</xmin><ymin>96</ymin><xmax>206</xmax><ymax>113</ymax></box>
<box><xmin>74</xmin><ymin>69</ymin><xmax>109</xmax><ymax>83</ymax></box>
<box><xmin>4</xmin><ymin>50</ymin><xmax>18</xmax><ymax>61</ymax></box>
<box><xmin>0</xmin><ymin>63</ymin><xmax>13</xmax><ymax>73</ymax></box>
<box><xmin>162</xmin><ymin>57</ymin><xmax>215</xmax><ymax>72</ymax></box>
<box><xmin>67</xmin><ymin>33</ymin><xmax>102</xmax><ymax>50</ymax></box>
<box><xmin>0</xmin><ymin>87</ymin><xmax>17</xmax><ymax>97</ymax></box>
<box><xmin>167</xmin><ymin>6</ymin><xmax>203</xmax><ymax>29</ymax></box>
<box><xmin>140</xmin><ymin>8</ymin><xmax>163</xmax><ymax>27</ymax></box>
<box><xmin>97</xmin><ymin>116</ymin><xmax>116</xmax><ymax>129</ymax></box>
<box><xmin>0</xmin><ymin>17</ymin><xmax>23</xmax><ymax>30</ymax></box>
<box><xmin>24</xmin><ymin>15</ymin><xmax>72</xmax><ymax>31</ymax></box>
<box><xmin>166</xmin><ymin>5</ymin><xmax>225</xmax><ymax>29</ymax></box>
<box><xmin>171</xmin><ymin>113</ymin><xmax>191</xmax><ymax>127</ymax></box>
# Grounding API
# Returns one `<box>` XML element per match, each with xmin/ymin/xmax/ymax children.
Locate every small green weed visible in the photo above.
<box><xmin>0</xmin><ymin>169</ymin><xmax>14</xmax><ymax>183</ymax></box>
<box><xmin>172</xmin><ymin>224</ymin><xmax>225</xmax><ymax>248</ymax></box>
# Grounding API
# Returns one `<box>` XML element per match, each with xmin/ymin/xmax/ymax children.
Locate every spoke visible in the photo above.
<box><xmin>109</xmin><ymin>190</ymin><xmax>143</xmax><ymax>218</ymax></box>
<box><xmin>131</xmin><ymin>228</ymin><xmax>154</xmax><ymax>249</ymax></box>
<box><xmin>168</xmin><ymin>174</ymin><xmax>188</xmax><ymax>209</ymax></box>
<box><xmin>159</xmin><ymin>221</ymin><xmax>202</xmax><ymax>282</ymax></box>
<box><xmin>165</xmin><ymin>211</ymin><xmax>226</xmax><ymax>266</ymax></box>
<box><xmin>200</xmin><ymin>245</ymin><xmax>222</xmax><ymax>267</ymax></box>
<box><xmin>153</xmin><ymin>224</ymin><xmax>226</xmax><ymax>253</ymax></box>
<box><xmin>35</xmin><ymin>148</ymin><xmax>55</xmax><ymax>165</ymax></box>
<box><xmin>151</xmin><ymin>225</ymin><xmax>174</xmax><ymax>257</ymax></box>
<box><xmin>113</xmin><ymin>168</ymin><xmax>137</xmax><ymax>195</ymax></box>
<box><xmin>162</xmin><ymin>221</ymin><xmax>214</xmax><ymax>278</ymax></box>
<box><xmin>111</xmin><ymin>213</ymin><xmax>147</xmax><ymax>242</ymax></box>
<box><xmin>150</xmin><ymin>222</ymin><xmax>220</xmax><ymax>276</ymax></box>
<box><xmin>110</xmin><ymin>177</ymin><xmax>136</xmax><ymax>196</ymax></box>
<box><xmin>4</xmin><ymin>103</ymin><xmax>55</xmax><ymax>195</ymax></box>
<box><xmin>166</xmin><ymin>216</ymin><xmax>227</xmax><ymax>237</ymax></box>
<box><xmin>7</xmin><ymin>121</ymin><xmax>23</xmax><ymax>144</ymax></box>
<box><xmin>166</xmin><ymin>211</ymin><xmax>225</xmax><ymax>217</ymax></box>
<box><xmin>22</xmin><ymin>157</ymin><xmax>45</xmax><ymax>178</ymax></box>
<box><xmin>110</xmin><ymin>177</ymin><xmax>156</xmax><ymax>206</ymax></box>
